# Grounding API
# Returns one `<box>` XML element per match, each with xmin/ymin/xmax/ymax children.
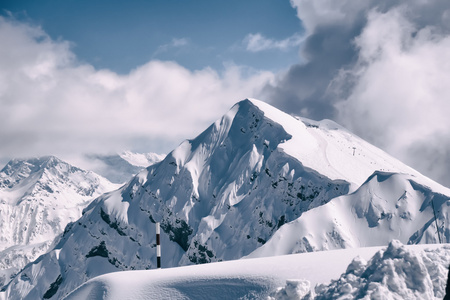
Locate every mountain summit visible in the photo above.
<box><xmin>0</xmin><ymin>156</ymin><xmax>118</xmax><ymax>287</ymax></box>
<box><xmin>3</xmin><ymin>99</ymin><xmax>449</xmax><ymax>299</ymax></box>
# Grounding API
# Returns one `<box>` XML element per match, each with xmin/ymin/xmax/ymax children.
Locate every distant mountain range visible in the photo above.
<box><xmin>83</xmin><ymin>151</ymin><xmax>165</xmax><ymax>184</ymax></box>
<box><xmin>1</xmin><ymin>99</ymin><xmax>449</xmax><ymax>299</ymax></box>
<box><xmin>0</xmin><ymin>151</ymin><xmax>163</xmax><ymax>290</ymax></box>
<box><xmin>0</xmin><ymin>156</ymin><xmax>118</xmax><ymax>288</ymax></box>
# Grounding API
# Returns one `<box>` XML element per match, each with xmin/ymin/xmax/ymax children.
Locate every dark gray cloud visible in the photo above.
<box><xmin>262</xmin><ymin>20</ymin><xmax>364</xmax><ymax>120</ymax></box>
<box><xmin>263</xmin><ymin>0</ymin><xmax>405</xmax><ymax>120</ymax></box>
<box><xmin>262</xmin><ymin>0</ymin><xmax>450</xmax><ymax>187</ymax></box>
<box><xmin>406</xmin><ymin>136</ymin><xmax>450</xmax><ymax>187</ymax></box>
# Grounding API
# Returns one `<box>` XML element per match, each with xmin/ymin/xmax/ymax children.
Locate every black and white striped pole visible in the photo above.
<box><xmin>156</xmin><ymin>222</ymin><xmax>161</xmax><ymax>269</ymax></box>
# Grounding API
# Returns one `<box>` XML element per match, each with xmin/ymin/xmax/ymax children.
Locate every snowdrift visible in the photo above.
<box><xmin>65</xmin><ymin>241</ymin><xmax>450</xmax><ymax>300</ymax></box>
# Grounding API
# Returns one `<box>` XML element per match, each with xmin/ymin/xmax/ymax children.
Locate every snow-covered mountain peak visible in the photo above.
<box><xmin>3</xmin><ymin>99</ymin><xmax>450</xmax><ymax>300</ymax></box>
<box><xmin>0</xmin><ymin>156</ymin><xmax>115</xmax><ymax>203</ymax></box>
<box><xmin>0</xmin><ymin>155</ymin><xmax>119</xmax><ymax>237</ymax></box>
<box><xmin>299</xmin><ymin>116</ymin><xmax>348</xmax><ymax>132</ymax></box>
<box><xmin>229</xmin><ymin>99</ymin><xmax>446</xmax><ymax>193</ymax></box>
<box><xmin>3</xmin><ymin>99</ymin><xmax>353</xmax><ymax>298</ymax></box>
<box><xmin>0</xmin><ymin>156</ymin><xmax>55</xmax><ymax>188</ymax></box>
<box><xmin>0</xmin><ymin>156</ymin><xmax>119</xmax><ymax>288</ymax></box>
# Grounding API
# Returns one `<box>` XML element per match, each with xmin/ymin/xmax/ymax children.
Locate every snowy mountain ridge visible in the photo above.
<box><xmin>0</xmin><ymin>156</ymin><xmax>119</xmax><ymax>288</ymax></box>
<box><xmin>245</xmin><ymin>99</ymin><xmax>446</xmax><ymax>194</ymax></box>
<box><xmin>2</xmin><ymin>98</ymin><xmax>450</xmax><ymax>299</ymax></box>
<box><xmin>248</xmin><ymin>170</ymin><xmax>450</xmax><ymax>258</ymax></box>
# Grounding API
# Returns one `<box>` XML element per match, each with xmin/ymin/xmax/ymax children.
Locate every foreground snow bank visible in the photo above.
<box><xmin>314</xmin><ymin>240</ymin><xmax>449</xmax><ymax>299</ymax></box>
<box><xmin>64</xmin><ymin>242</ymin><xmax>449</xmax><ymax>300</ymax></box>
<box><xmin>271</xmin><ymin>240</ymin><xmax>449</xmax><ymax>300</ymax></box>
<box><xmin>64</xmin><ymin>246</ymin><xmax>382</xmax><ymax>300</ymax></box>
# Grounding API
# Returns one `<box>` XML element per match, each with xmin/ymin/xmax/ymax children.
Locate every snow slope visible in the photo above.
<box><xmin>245</xmin><ymin>100</ymin><xmax>445</xmax><ymax>193</ymax></box>
<box><xmin>0</xmin><ymin>156</ymin><xmax>118</xmax><ymax>288</ymax></box>
<box><xmin>64</xmin><ymin>242</ymin><xmax>449</xmax><ymax>300</ymax></box>
<box><xmin>248</xmin><ymin>171</ymin><xmax>450</xmax><ymax>258</ymax></box>
<box><xmin>3</xmin><ymin>99</ymin><xmax>450</xmax><ymax>299</ymax></box>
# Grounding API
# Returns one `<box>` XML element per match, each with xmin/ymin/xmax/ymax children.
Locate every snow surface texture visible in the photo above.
<box><xmin>64</xmin><ymin>242</ymin><xmax>449</xmax><ymax>300</ymax></box>
<box><xmin>249</xmin><ymin>171</ymin><xmax>450</xmax><ymax>257</ymax></box>
<box><xmin>84</xmin><ymin>151</ymin><xmax>164</xmax><ymax>184</ymax></box>
<box><xmin>312</xmin><ymin>241</ymin><xmax>449</xmax><ymax>299</ymax></box>
<box><xmin>3</xmin><ymin>99</ymin><xmax>450</xmax><ymax>299</ymax></box>
<box><xmin>0</xmin><ymin>156</ymin><xmax>118</xmax><ymax>288</ymax></box>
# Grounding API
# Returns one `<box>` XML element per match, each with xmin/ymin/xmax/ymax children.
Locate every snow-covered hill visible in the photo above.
<box><xmin>0</xmin><ymin>156</ymin><xmax>119</xmax><ymax>288</ymax></box>
<box><xmin>248</xmin><ymin>171</ymin><xmax>450</xmax><ymax>258</ymax></box>
<box><xmin>3</xmin><ymin>99</ymin><xmax>449</xmax><ymax>299</ymax></box>
<box><xmin>84</xmin><ymin>151</ymin><xmax>164</xmax><ymax>184</ymax></box>
<box><xmin>64</xmin><ymin>241</ymin><xmax>450</xmax><ymax>300</ymax></box>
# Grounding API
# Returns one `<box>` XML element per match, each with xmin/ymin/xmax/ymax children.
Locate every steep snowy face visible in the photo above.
<box><xmin>0</xmin><ymin>156</ymin><xmax>118</xmax><ymax>288</ymax></box>
<box><xmin>248</xmin><ymin>171</ymin><xmax>450</xmax><ymax>258</ymax></box>
<box><xmin>135</xmin><ymin>99</ymin><xmax>350</xmax><ymax>265</ymax></box>
<box><xmin>245</xmin><ymin>99</ymin><xmax>435</xmax><ymax>193</ymax></box>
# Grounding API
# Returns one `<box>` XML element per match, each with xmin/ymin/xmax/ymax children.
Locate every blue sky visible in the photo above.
<box><xmin>2</xmin><ymin>0</ymin><xmax>303</xmax><ymax>73</ymax></box>
<box><xmin>1</xmin><ymin>0</ymin><xmax>450</xmax><ymax>187</ymax></box>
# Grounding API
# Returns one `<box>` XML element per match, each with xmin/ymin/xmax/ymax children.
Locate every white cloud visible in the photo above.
<box><xmin>0</xmin><ymin>17</ymin><xmax>274</xmax><ymax>162</ymax></box>
<box><xmin>282</xmin><ymin>0</ymin><xmax>450</xmax><ymax>186</ymax></box>
<box><xmin>171</xmin><ymin>38</ymin><xmax>188</xmax><ymax>47</ymax></box>
<box><xmin>289</xmin><ymin>0</ymin><xmax>370</xmax><ymax>33</ymax></box>
<box><xmin>243</xmin><ymin>33</ymin><xmax>304</xmax><ymax>52</ymax></box>
<box><xmin>154</xmin><ymin>37</ymin><xmax>189</xmax><ymax>55</ymax></box>
<box><xmin>332</xmin><ymin>6</ymin><xmax>450</xmax><ymax>185</ymax></box>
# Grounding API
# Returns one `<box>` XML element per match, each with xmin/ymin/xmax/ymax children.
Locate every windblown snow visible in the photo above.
<box><xmin>1</xmin><ymin>99</ymin><xmax>449</xmax><ymax>300</ymax></box>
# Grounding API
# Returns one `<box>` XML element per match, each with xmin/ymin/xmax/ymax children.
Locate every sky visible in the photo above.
<box><xmin>1</xmin><ymin>0</ymin><xmax>450</xmax><ymax>187</ymax></box>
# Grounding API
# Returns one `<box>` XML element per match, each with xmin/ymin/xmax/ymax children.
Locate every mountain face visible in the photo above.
<box><xmin>3</xmin><ymin>99</ymin><xmax>449</xmax><ymax>299</ymax></box>
<box><xmin>84</xmin><ymin>151</ymin><xmax>165</xmax><ymax>184</ymax></box>
<box><xmin>248</xmin><ymin>171</ymin><xmax>450</xmax><ymax>258</ymax></box>
<box><xmin>0</xmin><ymin>156</ymin><xmax>118</xmax><ymax>288</ymax></box>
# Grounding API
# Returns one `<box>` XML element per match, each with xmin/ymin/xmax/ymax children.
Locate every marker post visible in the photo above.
<box><xmin>156</xmin><ymin>222</ymin><xmax>161</xmax><ymax>269</ymax></box>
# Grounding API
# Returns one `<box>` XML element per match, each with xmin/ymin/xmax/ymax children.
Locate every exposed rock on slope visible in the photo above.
<box><xmin>248</xmin><ymin>171</ymin><xmax>450</xmax><ymax>258</ymax></box>
<box><xmin>0</xmin><ymin>156</ymin><xmax>118</xmax><ymax>287</ymax></box>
